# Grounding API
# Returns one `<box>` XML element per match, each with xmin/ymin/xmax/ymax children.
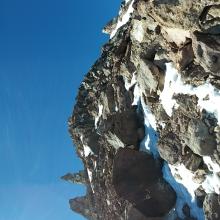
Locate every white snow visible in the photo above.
<box><xmin>80</xmin><ymin>135</ymin><xmax>94</xmax><ymax>157</ymax></box>
<box><xmin>83</xmin><ymin>145</ymin><xmax>93</xmax><ymax>157</ymax></box>
<box><xmin>202</xmin><ymin>173</ymin><xmax>220</xmax><ymax>194</ymax></box>
<box><xmin>94</xmin><ymin>160</ymin><xmax>97</xmax><ymax>169</ymax></box>
<box><xmin>129</xmin><ymin>80</ymin><xmax>159</xmax><ymax>158</ymax></box>
<box><xmin>132</xmin><ymin>20</ymin><xmax>145</xmax><ymax>42</ymax></box>
<box><xmin>106</xmin><ymin>199</ymin><xmax>110</xmax><ymax>206</ymax></box>
<box><xmin>159</xmin><ymin>62</ymin><xmax>220</xmax><ymax>219</ymax></box>
<box><xmin>202</xmin><ymin>156</ymin><xmax>220</xmax><ymax>194</ymax></box>
<box><xmin>94</xmin><ymin>104</ymin><xmax>103</xmax><ymax>129</ymax></box>
<box><xmin>110</xmin><ymin>0</ymin><xmax>134</xmax><ymax>38</ymax></box>
<box><xmin>163</xmin><ymin>163</ymin><xmax>204</xmax><ymax>219</ymax></box>
<box><xmin>203</xmin><ymin>156</ymin><xmax>220</xmax><ymax>173</ymax></box>
<box><xmin>132</xmin><ymin>84</ymin><xmax>141</xmax><ymax>105</ymax></box>
<box><xmin>87</xmin><ymin>168</ymin><xmax>94</xmax><ymax>193</ymax></box>
<box><xmin>162</xmin><ymin>28</ymin><xmax>190</xmax><ymax>46</ymax></box>
<box><xmin>160</xmin><ymin>63</ymin><xmax>220</xmax><ymax>125</ymax></box>
<box><xmin>140</xmin><ymin>97</ymin><xmax>159</xmax><ymax>158</ymax></box>
<box><xmin>124</xmin><ymin>71</ymin><xmax>137</xmax><ymax>91</ymax></box>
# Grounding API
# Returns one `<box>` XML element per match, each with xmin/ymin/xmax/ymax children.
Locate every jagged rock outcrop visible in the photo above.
<box><xmin>64</xmin><ymin>0</ymin><xmax>220</xmax><ymax>219</ymax></box>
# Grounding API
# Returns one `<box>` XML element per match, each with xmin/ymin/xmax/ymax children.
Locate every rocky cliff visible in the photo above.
<box><xmin>63</xmin><ymin>0</ymin><xmax>220</xmax><ymax>219</ymax></box>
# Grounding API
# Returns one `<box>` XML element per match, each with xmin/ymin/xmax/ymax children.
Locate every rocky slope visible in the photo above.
<box><xmin>63</xmin><ymin>0</ymin><xmax>220</xmax><ymax>219</ymax></box>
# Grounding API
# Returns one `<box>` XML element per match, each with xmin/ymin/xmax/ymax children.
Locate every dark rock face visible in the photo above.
<box><xmin>103</xmin><ymin>108</ymin><xmax>143</xmax><ymax>149</ymax></box>
<box><xmin>127</xmin><ymin>207</ymin><xmax>163</xmax><ymax>220</ymax></box>
<box><xmin>113</xmin><ymin>148</ymin><xmax>176</xmax><ymax>218</ymax></box>
<box><xmin>65</xmin><ymin>0</ymin><xmax>220</xmax><ymax>219</ymax></box>
<box><xmin>192</xmin><ymin>32</ymin><xmax>220</xmax><ymax>75</ymax></box>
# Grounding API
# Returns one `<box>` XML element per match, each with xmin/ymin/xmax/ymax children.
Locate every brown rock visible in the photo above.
<box><xmin>113</xmin><ymin>148</ymin><xmax>176</xmax><ymax>218</ymax></box>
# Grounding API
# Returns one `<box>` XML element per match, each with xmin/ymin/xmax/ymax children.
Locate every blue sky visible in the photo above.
<box><xmin>0</xmin><ymin>0</ymin><xmax>120</xmax><ymax>219</ymax></box>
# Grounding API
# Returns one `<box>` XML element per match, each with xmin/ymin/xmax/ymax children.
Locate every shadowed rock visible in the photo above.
<box><xmin>113</xmin><ymin>148</ymin><xmax>176</xmax><ymax>217</ymax></box>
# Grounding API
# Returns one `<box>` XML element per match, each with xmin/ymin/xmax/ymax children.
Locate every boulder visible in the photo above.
<box><xmin>113</xmin><ymin>148</ymin><xmax>176</xmax><ymax>217</ymax></box>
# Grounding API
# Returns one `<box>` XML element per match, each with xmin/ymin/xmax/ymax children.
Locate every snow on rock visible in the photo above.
<box><xmin>95</xmin><ymin>104</ymin><xmax>103</xmax><ymax>129</ymax></box>
<box><xmin>83</xmin><ymin>145</ymin><xmax>93</xmax><ymax>157</ymax></box>
<box><xmin>132</xmin><ymin>68</ymin><xmax>204</xmax><ymax>218</ymax></box>
<box><xmin>80</xmin><ymin>135</ymin><xmax>94</xmax><ymax>157</ymax></box>
<box><xmin>140</xmin><ymin>97</ymin><xmax>159</xmax><ymax>158</ymax></box>
<box><xmin>163</xmin><ymin>163</ymin><xmax>204</xmax><ymax>219</ymax></box>
<box><xmin>202</xmin><ymin>156</ymin><xmax>220</xmax><ymax>194</ymax></box>
<box><xmin>160</xmin><ymin>63</ymin><xmax>220</xmax><ymax>125</ymax></box>
<box><xmin>202</xmin><ymin>173</ymin><xmax>220</xmax><ymax>195</ymax></box>
<box><xmin>87</xmin><ymin>168</ymin><xmax>94</xmax><ymax>193</ymax></box>
<box><xmin>131</xmin><ymin>81</ymin><xmax>159</xmax><ymax>158</ymax></box>
<box><xmin>129</xmin><ymin>62</ymin><xmax>220</xmax><ymax>219</ymax></box>
<box><xmin>159</xmin><ymin>62</ymin><xmax>220</xmax><ymax>217</ymax></box>
<box><xmin>203</xmin><ymin>156</ymin><xmax>220</xmax><ymax>173</ymax></box>
<box><xmin>110</xmin><ymin>0</ymin><xmax>134</xmax><ymax>38</ymax></box>
<box><xmin>132</xmin><ymin>83</ymin><xmax>141</xmax><ymax>106</ymax></box>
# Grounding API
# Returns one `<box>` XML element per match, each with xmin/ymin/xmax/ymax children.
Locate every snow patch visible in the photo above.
<box><xmin>162</xmin><ymin>28</ymin><xmax>190</xmax><ymax>46</ymax></box>
<box><xmin>124</xmin><ymin>71</ymin><xmax>137</xmax><ymax>91</ymax></box>
<box><xmin>132</xmin><ymin>20</ymin><xmax>145</xmax><ymax>42</ymax></box>
<box><xmin>203</xmin><ymin>156</ymin><xmax>220</xmax><ymax>173</ymax></box>
<box><xmin>131</xmin><ymin>82</ymin><xmax>159</xmax><ymax>158</ymax></box>
<box><xmin>132</xmin><ymin>84</ymin><xmax>141</xmax><ymax>105</ymax></box>
<box><xmin>95</xmin><ymin>104</ymin><xmax>103</xmax><ymax>129</ymax></box>
<box><xmin>202</xmin><ymin>156</ymin><xmax>220</xmax><ymax>194</ymax></box>
<box><xmin>110</xmin><ymin>0</ymin><xmax>134</xmax><ymax>38</ymax></box>
<box><xmin>87</xmin><ymin>168</ymin><xmax>94</xmax><ymax>193</ymax></box>
<box><xmin>83</xmin><ymin>145</ymin><xmax>93</xmax><ymax>157</ymax></box>
<box><xmin>202</xmin><ymin>173</ymin><xmax>220</xmax><ymax>194</ymax></box>
<box><xmin>140</xmin><ymin>97</ymin><xmax>159</xmax><ymax>158</ymax></box>
<box><xmin>80</xmin><ymin>135</ymin><xmax>94</xmax><ymax>157</ymax></box>
<box><xmin>160</xmin><ymin>63</ymin><xmax>220</xmax><ymax>125</ymax></box>
<box><xmin>106</xmin><ymin>199</ymin><xmax>110</xmax><ymax>206</ymax></box>
<box><xmin>163</xmin><ymin>163</ymin><xmax>204</xmax><ymax>219</ymax></box>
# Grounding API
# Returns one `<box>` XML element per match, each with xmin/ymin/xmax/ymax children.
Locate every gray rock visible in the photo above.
<box><xmin>203</xmin><ymin>194</ymin><xmax>220</xmax><ymax>220</ymax></box>
<box><xmin>61</xmin><ymin>171</ymin><xmax>86</xmax><ymax>184</ymax></box>
<box><xmin>192</xmin><ymin>31</ymin><xmax>220</xmax><ymax>76</ymax></box>
<box><xmin>113</xmin><ymin>148</ymin><xmax>176</xmax><ymax>218</ymax></box>
<box><xmin>186</xmin><ymin>118</ymin><xmax>216</xmax><ymax>156</ymax></box>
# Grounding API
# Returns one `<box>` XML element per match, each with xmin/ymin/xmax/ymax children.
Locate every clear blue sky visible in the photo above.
<box><xmin>0</xmin><ymin>1</ymin><xmax>120</xmax><ymax>219</ymax></box>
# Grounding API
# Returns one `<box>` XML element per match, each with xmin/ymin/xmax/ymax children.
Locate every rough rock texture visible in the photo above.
<box><xmin>203</xmin><ymin>194</ymin><xmax>220</xmax><ymax>220</ymax></box>
<box><xmin>113</xmin><ymin>148</ymin><xmax>176</xmax><ymax>218</ymax></box>
<box><xmin>64</xmin><ymin>0</ymin><xmax>220</xmax><ymax>219</ymax></box>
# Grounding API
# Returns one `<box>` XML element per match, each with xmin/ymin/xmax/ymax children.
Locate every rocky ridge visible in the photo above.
<box><xmin>64</xmin><ymin>0</ymin><xmax>220</xmax><ymax>219</ymax></box>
